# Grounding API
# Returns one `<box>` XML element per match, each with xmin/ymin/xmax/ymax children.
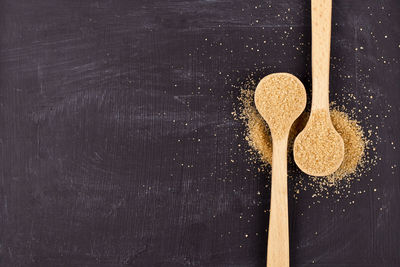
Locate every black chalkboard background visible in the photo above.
<box><xmin>1</xmin><ymin>0</ymin><xmax>399</xmax><ymax>266</ymax></box>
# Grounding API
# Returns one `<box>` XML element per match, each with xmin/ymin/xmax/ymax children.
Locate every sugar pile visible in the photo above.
<box><xmin>234</xmin><ymin>77</ymin><xmax>367</xmax><ymax>188</ymax></box>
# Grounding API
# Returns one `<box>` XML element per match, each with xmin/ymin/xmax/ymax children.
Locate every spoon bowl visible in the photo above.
<box><xmin>255</xmin><ymin>73</ymin><xmax>307</xmax><ymax>139</ymax></box>
<box><xmin>293</xmin><ymin>110</ymin><xmax>344</xmax><ymax>176</ymax></box>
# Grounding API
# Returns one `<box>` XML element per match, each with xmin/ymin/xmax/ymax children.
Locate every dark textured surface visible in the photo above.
<box><xmin>0</xmin><ymin>0</ymin><xmax>399</xmax><ymax>266</ymax></box>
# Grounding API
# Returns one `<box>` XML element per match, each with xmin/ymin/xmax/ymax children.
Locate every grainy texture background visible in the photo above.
<box><xmin>0</xmin><ymin>0</ymin><xmax>399</xmax><ymax>266</ymax></box>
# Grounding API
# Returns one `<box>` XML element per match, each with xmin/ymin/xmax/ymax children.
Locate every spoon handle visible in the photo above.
<box><xmin>311</xmin><ymin>0</ymin><xmax>332</xmax><ymax>111</ymax></box>
<box><xmin>267</xmin><ymin>138</ymin><xmax>289</xmax><ymax>267</ymax></box>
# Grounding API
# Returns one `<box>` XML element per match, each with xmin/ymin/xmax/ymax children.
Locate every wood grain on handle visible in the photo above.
<box><xmin>267</xmin><ymin>138</ymin><xmax>289</xmax><ymax>267</ymax></box>
<box><xmin>311</xmin><ymin>0</ymin><xmax>332</xmax><ymax>111</ymax></box>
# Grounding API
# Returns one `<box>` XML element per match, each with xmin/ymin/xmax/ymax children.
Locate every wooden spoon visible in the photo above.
<box><xmin>255</xmin><ymin>73</ymin><xmax>306</xmax><ymax>267</ymax></box>
<box><xmin>293</xmin><ymin>0</ymin><xmax>344</xmax><ymax>176</ymax></box>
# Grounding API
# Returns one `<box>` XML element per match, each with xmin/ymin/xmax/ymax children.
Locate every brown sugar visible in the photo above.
<box><xmin>327</xmin><ymin>109</ymin><xmax>365</xmax><ymax>182</ymax></box>
<box><xmin>254</xmin><ymin>73</ymin><xmax>306</xmax><ymax>139</ymax></box>
<box><xmin>293</xmin><ymin>109</ymin><xmax>345</xmax><ymax>176</ymax></box>
<box><xmin>235</xmin><ymin>81</ymin><xmax>273</xmax><ymax>164</ymax></box>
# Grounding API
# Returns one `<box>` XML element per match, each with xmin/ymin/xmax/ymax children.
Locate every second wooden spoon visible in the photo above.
<box><xmin>294</xmin><ymin>0</ymin><xmax>344</xmax><ymax>177</ymax></box>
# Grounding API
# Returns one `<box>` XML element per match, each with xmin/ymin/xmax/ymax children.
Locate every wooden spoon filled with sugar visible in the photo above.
<box><xmin>293</xmin><ymin>0</ymin><xmax>344</xmax><ymax>177</ymax></box>
<box><xmin>254</xmin><ymin>73</ymin><xmax>306</xmax><ymax>267</ymax></box>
